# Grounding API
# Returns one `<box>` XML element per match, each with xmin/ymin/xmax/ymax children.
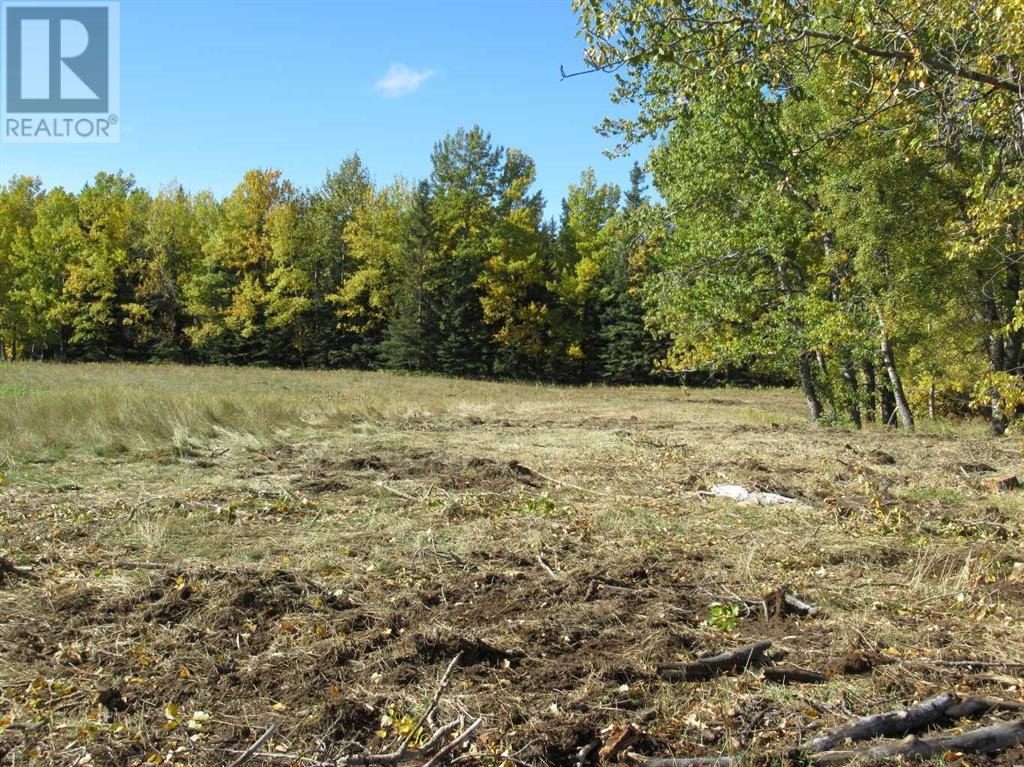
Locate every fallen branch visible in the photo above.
<box><xmin>781</xmin><ymin>590</ymin><xmax>817</xmax><ymax>617</ymax></box>
<box><xmin>536</xmin><ymin>554</ymin><xmax>560</xmax><ymax>580</ymax></box>
<box><xmin>810</xmin><ymin>718</ymin><xmax>1024</xmax><ymax>766</ymax></box>
<box><xmin>228</xmin><ymin>724</ymin><xmax>277</xmax><ymax>767</ymax></box>
<box><xmin>0</xmin><ymin>556</ymin><xmax>34</xmax><ymax>582</ymax></box>
<box><xmin>658</xmin><ymin>641</ymin><xmax>772</xmax><ymax>681</ymax></box>
<box><xmin>513</xmin><ymin>463</ymin><xmax>609</xmax><ymax>496</ymax></box>
<box><xmin>419</xmin><ymin>717</ymin><xmax>482</xmax><ymax>767</ymax></box>
<box><xmin>805</xmin><ymin>693</ymin><xmax>1024</xmax><ymax>754</ymax></box>
<box><xmin>945</xmin><ymin>697</ymin><xmax>1024</xmax><ymax>718</ymax></box>
<box><xmin>337</xmin><ymin>654</ymin><xmax>465</xmax><ymax>766</ymax></box>
<box><xmin>641</xmin><ymin>758</ymin><xmax>738</xmax><ymax>767</ymax></box>
<box><xmin>375</xmin><ymin>482</ymin><xmax>419</xmax><ymax>502</ymax></box>
<box><xmin>910</xmin><ymin>657</ymin><xmax>1024</xmax><ymax>670</ymax></box>
<box><xmin>576</xmin><ymin>738</ymin><xmax>601</xmax><ymax>767</ymax></box>
<box><xmin>392</xmin><ymin>653</ymin><xmax>463</xmax><ymax>755</ymax></box>
<box><xmin>764</xmin><ymin>665</ymin><xmax>828</xmax><ymax>684</ymax></box>
<box><xmin>637</xmin><ymin>694</ymin><xmax>1024</xmax><ymax>767</ymax></box>
<box><xmin>806</xmin><ymin>693</ymin><xmax>957</xmax><ymax>753</ymax></box>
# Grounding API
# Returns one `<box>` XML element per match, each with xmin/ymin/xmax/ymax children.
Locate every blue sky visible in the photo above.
<box><xmin>0</xmin><ymin>0</ymin><xmax>645</xmax><ymax>218</ymax></box>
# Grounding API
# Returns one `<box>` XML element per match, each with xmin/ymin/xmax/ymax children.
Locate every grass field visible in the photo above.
<box><xmin>1</xmin><ymin>363</ymin><xmax>1023</xmax><ymax>766</ymax></box>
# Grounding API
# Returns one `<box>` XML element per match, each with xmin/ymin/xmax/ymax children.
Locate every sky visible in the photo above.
<box><xmin>0</xmin><ymin>0</ymin><xmax>645</xmax><ymax>219</ymax></box>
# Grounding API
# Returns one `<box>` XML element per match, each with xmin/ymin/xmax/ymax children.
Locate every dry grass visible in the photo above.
<box><xmin>0</xmin><ymin>362</ymin><xmax>1022</xmax><ymax>766</ymax></box>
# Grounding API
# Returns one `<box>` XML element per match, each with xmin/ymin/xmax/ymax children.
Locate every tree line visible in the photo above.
<box><xmin>0</xmin><ymin>127</ymin><xmax>666</xmax><ymax>384</ymax></box>
<box><xmin>6</xmin><ymin>0</ymin><xmax>1024</xmax><ymax>434</ymax></box>
<box><xmin>574</xmin><ymin>0</ymin><xmax>1024</xmax><ymax>434</ymax></box>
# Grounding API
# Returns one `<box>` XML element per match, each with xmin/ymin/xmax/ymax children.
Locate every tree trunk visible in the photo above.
<box><xmin>775</xmin><ymin>257</ymin><xmax>821</xmax><ymax>424</ymax></box>
<box><xmin>861</xmin><ymin>359</ymin><xmax>877</xmax><ymax>423</ymax></box>
<box><xmin>815</xmin><ymin>351</ymin><xmax>837</xmax><ymax>420</ymax></box>
<box><xmin>842</xmin><ymin>358</ymin><xmax>862</xmax><ymax>428</ymax></box>
<box><xmin>876</xmin><ymin>308</ymin><xmax>914</xmax><ymax>430</ymax></box>
<box><xmin>980</xmin><ymin>266</ymin><xmax>1011</xmax><ymax>435</ymax></box>
<box><xmin>799</xmin><ymin>352</ymin><xmax>823</xmax><ymax>423</ymax></box>
<box><xmin>1004</xmin><ymin>249</ymin><xmax>1022</xmax><ymax>372</ymax></box>
<box><xmin>879</xmin><ymin>376</ymin><xmax>897</xmax><ymax>427</ymax></box>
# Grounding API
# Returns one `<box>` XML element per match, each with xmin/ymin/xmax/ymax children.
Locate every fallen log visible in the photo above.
<box><xmin>659</xmin><ymin>641</ymin><xmax>772</xmax><ymax>681</ymax></box>
<box><xmin>810</xmin><ymin>718</ymin><xmax>1024</xmax><ymax>766</ymax></box>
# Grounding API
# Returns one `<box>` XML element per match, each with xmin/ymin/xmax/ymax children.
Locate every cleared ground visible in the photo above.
<box><xmin>1</xmin><ymin>363</ymin><xmax>1022</xmax><ymax>766</ymax></box>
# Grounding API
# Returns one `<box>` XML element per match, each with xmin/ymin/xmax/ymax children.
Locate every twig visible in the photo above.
<box><xmin>536</xmin><ymin>554</ymin><xmax>560</xmax><ymax>580</ymax></box>
<box><xmin>642</xmin><ymin>759</ymin><xmax>737</xmax><ymax>767</ymax></box>
<box><xmin>375</xmin><ymin>482</ymin><xmax>419</xmax><ymax>502</ymax></box>
<box><xmin>229</xmin><ymin>724</ymin><xmax>277</xmax><ymax>767</ymax></box>
<box><xmin>338</xmin><ymin>721</ymin><xmax>460</xmax><ymax>765</ymax></box>
<box><xmin>392</xmin><ymin>653</ymin><xmax>463</xmax><ymax>754</ymax></box>
<box><xmin>514</xmin><ymin>463</ymin><xmax>610</xmax><ymax>496</ymax></box>
<box><xmin>419</xmin><ymin>717</ymin><xmax>482</xmax><ymax>767</ymax></box>
<box><xmin>909</xmin><ymin>658</ymin><xmax>1024</xmax><ymax>670</ymax></box>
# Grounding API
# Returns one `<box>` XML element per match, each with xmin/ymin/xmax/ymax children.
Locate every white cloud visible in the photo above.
<box><xmin>374</xmin><ymin>64</ymin><xmax>434</xmax><ymax>98</ymax></box>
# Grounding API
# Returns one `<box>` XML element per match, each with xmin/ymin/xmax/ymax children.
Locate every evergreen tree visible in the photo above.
<box><xmin>382</xmin><ymin>181</ymin><xmax>439</xmax><ymax>371</ymax></box>
<box><xmin>429</xmin><ymin>127</ymin><xmax>503</xmax><ymax>377</ymax></box>
<box><xmin>303</xmin><ymin>156</ymin><xmax>371</xmax><ymax>366</ymax></box>
<box><xmin>597</xmin><ymin>162</ymin><xmax>660</xmax><ymax>383</ymax></box>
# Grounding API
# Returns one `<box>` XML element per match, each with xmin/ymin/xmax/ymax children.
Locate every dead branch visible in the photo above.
<box><xmin>375</xmin><ymin>482</ymin><xmax>419</xmax><ymax>502</ymax></box>
<box><xmin>945</xmin><ymin>697</ymin><xmax>1024</xmax><ymax>718</ymax></box>
<box><xmin>536</xmin><ymin>554</ymin><xmax>560</xmax><ymax>580</ymax></box>
<box><xmin>781</xmin><ymin>590</ymin><xmax>817</xmax><ymax>616</ymax></box>
<box><xmin>642</xmin><ymin>758</ymin><xmax>738</xmax><ymax>767</ymax></box>
<box><xmin>334</xmin><ymin>721</ymin><xmax>460</xmax><ymax>766</ymax></box>
<box><xmin>228</xmin><ymin>724</ymin><xmax>277</xmax><ymax>767</ymax></box>
<box><xmin>337</xmin><ymin>655</ymin><xmax>465</xmax><ymax>766</ymax></box>
<box><xmin>576</xmin><ymin>738</ymin><xmax>601</xmax><ymax>767</ymax></box>
<box><xmin>806</xmin><ymin>693</ymin><xmax>957</xmax><ymax>753</ymax></box>
<box><xmin>0</xmin><ymin>555</ymin><xmax>34</xmax><ymax>582</ymax></box>
<box><xmin>764</xmin><ymin>665</ymin><xmax>828</xmax><ymax>684</ymax></box>
<box><xmin>910</xmin><ymin>657</ymin><xmax>1024</xmax><ymax>670</ymax></box>
<box><xmin>392</xmin><ymin>653</ymin><xmax>463</xmax><ymax>754</ymax></box>
<box><xmin>599</xmin><ymin>724</ymin><xmax>640</xmax><ymax>762</ymax></box>
<box><xmin>419</xmin><ymin>717</ymin><xmax>482</xmax><ymax>767</ymax></box>
<box><xmin>658</xmin><ymin>641</ymin><xmax>772</xmax><ymax>681</ymax></box>
<box><xmin>804</xmin><ymin>693</ymin><xmax>1024</xmax><ymax>754</ymax></box>
<box><xmin>513</xmin><ymin>463</ymin><xmax>609</xmax><ymax>496</ymax></box>
<box><xmin>809</xmin><ymin>718</ymin><xmax>1024</xmax><ymax>765</ymax></box>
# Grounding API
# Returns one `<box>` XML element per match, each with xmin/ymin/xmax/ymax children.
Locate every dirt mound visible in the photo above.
<box><xmin>291</xmin><ymin>450</ymin><xmax>542</xmax><ymax>494</ymax></box>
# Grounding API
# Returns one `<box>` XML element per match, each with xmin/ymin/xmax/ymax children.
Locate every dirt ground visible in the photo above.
<box><xmin>1</xmin><ymin>366</ymin><xmax>1023</xmax><ymax>766</ymax></box>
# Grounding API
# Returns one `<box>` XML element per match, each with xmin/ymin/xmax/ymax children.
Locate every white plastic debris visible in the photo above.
<box><xmin>707</xmin><ymin>484</ymin><xmax>796</xmax><ymax>506</ymax></box>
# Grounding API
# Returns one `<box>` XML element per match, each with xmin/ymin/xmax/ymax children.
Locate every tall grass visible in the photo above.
<box><xmin>0</xmin><ymin>361</ymin><xmax>813</xmax><ymax>465</ymax></box>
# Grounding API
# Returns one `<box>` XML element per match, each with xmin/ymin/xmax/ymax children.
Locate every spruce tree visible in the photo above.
<box><xmin>382</xmin><ymin>181</ymin><xmax>438</xmax><ymax>371</ymax></box>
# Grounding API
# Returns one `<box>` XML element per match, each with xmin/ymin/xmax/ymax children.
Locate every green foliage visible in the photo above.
<box><xmin>0</xmin><ymin>129</ymin><xmax>665</xmax><ymax>384</ymax></box>
<box><xmin>574</xmin><ymin>0</ymin><xmax>1024</xmax><ymax>430</ymax></box>
<box><xmin>701</xmin><ymin>602</ymin><xmax>741</xmax><ymax>632</ymax></box>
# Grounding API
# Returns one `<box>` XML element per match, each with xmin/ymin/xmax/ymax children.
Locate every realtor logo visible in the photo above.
<box><xmin>2</xmin><ymin>2</ymin><xmax>119</xmax><ymax>142</ymax></box>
